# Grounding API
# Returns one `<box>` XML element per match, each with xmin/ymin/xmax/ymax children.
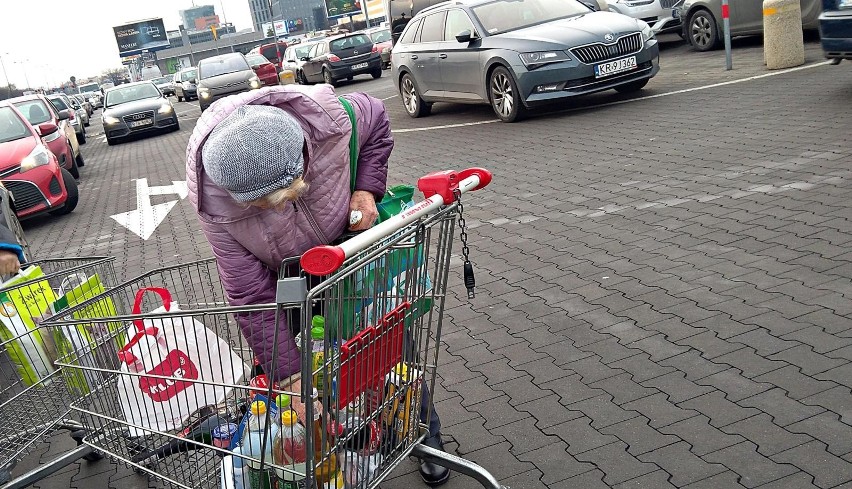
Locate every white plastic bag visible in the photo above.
<box><xmin>116</xmin><ymin>287</ymin><xmax>247</xmax><ymax>436</ymax></box>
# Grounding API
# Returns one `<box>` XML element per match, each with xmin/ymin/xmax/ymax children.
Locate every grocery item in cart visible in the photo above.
<box><xmin>243</xmin><ymin>401</ymin><xmax>280</xmax><ymax>489</ymax></box>
<box><xmin>312</xmin><ymin>405</ymin><xmax>344</xmax><ymax>486</ymax></box>
<box><xmin>116</xmin><ymin>287</ymin><xmax>248</xmax><ymax>436</ymax></box>
<box><xmin>0</xmin><ymin>265</ymin><xmax>57</xmax><ymax>385</ymax></box>
<box><xmin>382</xmin><ymin>363</ymin><xmax>421</xmax><ymax>446</ymax></box>
<box><xmin>310</xmin><ymin>318</ymin><xmax>326</xmax><ymax>391</ymax></box>
<box><xmin>340</xmin><ymin>450</ymin><xmax>382</xmax><ymax>489</ymax></box>
<box><xmin>272</xmin><ymin>410</ymin><xmax>308</xmax><ymax>488</ymax></box>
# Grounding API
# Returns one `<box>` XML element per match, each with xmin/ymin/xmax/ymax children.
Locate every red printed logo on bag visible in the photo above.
<box><xmin>138</xmin><ymin>350</ymin><xmax>199</xmax><ymax>402</ymax></box>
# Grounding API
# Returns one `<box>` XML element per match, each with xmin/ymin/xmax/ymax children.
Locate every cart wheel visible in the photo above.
<box><xmin>71</xmin><ymin>429</ymin><xmax>105</xmax><ymax>461</ymax></box>
<box><xmin>0</xmin><ymin>462</ymin><xmax>14</xmax><ymax>485</ymax></box>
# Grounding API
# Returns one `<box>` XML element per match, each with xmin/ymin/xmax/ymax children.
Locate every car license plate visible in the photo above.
<box><xmin>595</xmin><ymin>56</ymin><xmax>638</xmax><ymax>78</ymax></box>
<box><xmin>129</xmin><ymin>119</ymin><xmax>152</xmax><ymax>128</ymax></box>
<box><xmin>351</xmin><ymin>62</ymin><xmax>369</xmax><ymax>70</ymax></box>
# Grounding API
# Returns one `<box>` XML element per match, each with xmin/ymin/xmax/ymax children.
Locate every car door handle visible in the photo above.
<box><xmin>439</xmin><ymin>54</ymin><xmax>447</xmax><ymax>59</ymax></box>
<box><xmin>410</xmin><ymin>55</ymin><xmax>418</xmax><ymax>60</ymax></box>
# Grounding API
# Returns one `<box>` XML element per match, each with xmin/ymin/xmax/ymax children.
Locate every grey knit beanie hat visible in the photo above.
<box><xmin>201</xmin><ymin>104</ymin><xmax>305</xmax><ymax>203</ymax></box>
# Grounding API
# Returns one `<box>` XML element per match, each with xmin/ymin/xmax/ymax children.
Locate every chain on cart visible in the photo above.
<box><xmin>43</xmin><ymin>168</ymin><xmax>506</xmax><ymax>489</ymax></box>
<box><xmin>0</xmin><ymin>256</ymin><xmax>118</xmax><ymax>487</ymax></box>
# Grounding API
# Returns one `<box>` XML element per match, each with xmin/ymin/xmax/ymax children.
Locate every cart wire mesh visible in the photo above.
<box><xmin>0</xmin><ymin>257</ymin><xmax>117</xmax><ymax>478</ymax></box>
<box><xmin>46</xmin><ymin>205</ymin><xmax>458</xmax><ymax>489</ymax></box>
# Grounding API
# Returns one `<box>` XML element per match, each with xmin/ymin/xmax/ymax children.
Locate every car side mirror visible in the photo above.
<box><xmin>301</xmin><ymin>56</ymin><xmax>311</xmax><ymax>61</ymax></box>
<box><xmin>57</xmin><ymin>109</ymin><xmax>72</xmax><ymax>121</ymax></box>
<box><xmin>455</xmin><ymin>30</ymin><xmax>473</xmax><ymax>43</ymax></box>
<box><xmin>581</xmin><ymin>0</ymin><xmax>599</xmax><ymax>10</ymax></box>
<box><xmin>190</xmin><ymin>78</ymin><xmax>197</xmax><ymax>84</ymax></box>
<box><xmin>37</xmin><ymin>122</ymin><xmax>59</xmax><ymax>136</ymax></box>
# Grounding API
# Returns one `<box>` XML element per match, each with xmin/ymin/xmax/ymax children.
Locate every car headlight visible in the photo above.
<box><xmin>519</xmin><ymin>51</ymin><xmax>571</xmax><ymax>69</ymax></box>
<box><xmin>103</xmin><ymin>115</ymin><xmax>121</xmax><ymax>125</ymax></box>
<box><xmin>158</xmin><ymin>104</ymin><xmax>173</xmax><ymax>114</ymax></box>
<box><xmin>199</xmin><ymin>87</ymin><xmax>211</xmax><ymax>99</ymax></box>
<box><xmin>639</xmin><ymin>20</ymin><xmax>655</xmax><ymax>41</ymax></box>
<box><xmin>19</xmin><ymin>145</ymin><xmax>51</xmax><ymax>172</ymax></box>
<box><xmin>249</xmin><ymin>76</ymin><xmax>261</xmax><ymax>89</ymax></box>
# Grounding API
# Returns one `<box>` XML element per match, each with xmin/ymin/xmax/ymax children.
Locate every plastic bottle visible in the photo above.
<box><xmin>273</xmin><ymin>410</ymin><xmax>308</xmax><ymax>489</ymax></box>
<box><xmin>243</xmin><ymin>401</ymin><xmax>280</xmax><ymax>489</ymax></box>
<box><xmin>231</xmin><ymin>446</ymin><xmax>248</xmax><ymax>489</ymax></box>
<box><xmin>311</xmin><ymin>318</ymin><xmax>326</xmax><ymax>392</ymax></box>
<box><xmin>313</xmin><ymin>406</ymin><xmax>343</xmax><ymax>487</ymax></box>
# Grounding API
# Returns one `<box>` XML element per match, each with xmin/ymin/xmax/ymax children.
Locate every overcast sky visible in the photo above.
<box><xmin>0</xmin><ymin>1</ymin><xmax>254</xmax><ymax>89</ymax></box>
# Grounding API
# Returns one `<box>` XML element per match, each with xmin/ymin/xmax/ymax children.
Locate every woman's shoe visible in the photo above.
<box><xmin>419</xmin><ymin>460</ymin><xmax>450</xmax><ymax>487</ymax></box>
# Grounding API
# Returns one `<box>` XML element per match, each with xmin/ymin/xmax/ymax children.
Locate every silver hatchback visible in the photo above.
<box><xmin>196</xmin><ymin>53</ymin><xmax>262</xmax><ymax>111</ymax></box>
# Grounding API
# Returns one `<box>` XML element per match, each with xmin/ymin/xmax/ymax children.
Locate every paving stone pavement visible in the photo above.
<box><xmin>7</xmin><ymin>36</ymin><xmax>852</xmax><ymax>489</ymax></box>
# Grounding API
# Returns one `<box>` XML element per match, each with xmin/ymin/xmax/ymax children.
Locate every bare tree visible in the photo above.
<box><xmin>102</xmin><ymin>67</ymin><xmax>128</xmax><ymax>85</ymax></box>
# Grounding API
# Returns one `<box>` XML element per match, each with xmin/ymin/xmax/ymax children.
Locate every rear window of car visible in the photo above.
<box><xmin>181</xmin><ymin>69</ymin><xmax>197</xmax><ymax>82</ymax></box>
<box><xmin>13</xmin><ymin>100</ymin><xmax>53</xmax><ymax>125</ymax></box>
<box><xmin>399</xmin><ymin>19</ymin><xmax>421</xmax><ymax>44</ymax></box>
<box><xmin>198</xmin><ymin>56</ymin><xmax>250</xmax><ymax>79</ymax></box>
<box><xmin>260</xmin><ymin>43</ymin><xmax>287</xmax><ymax>62</ymax></box>
<box><xmin>153</xmin><ymin>76</ymin><xmax>172</xmax><ymax>84</ymax></box>
<box><xmin>48</xmin><ymin>97</ymin><xmax>69</xmax><ymax>111</ymax></box>
<box><xmin>369</xmin><ymin>29</ymin><xmax>391</xmax><ymax>43</ymax></box>
<box><xmin>0</xmin><ymin>107</ymin><xmax>30</xmax><ymax>144</ymax></box>
<box><xmin>246</xmin><ymin>53</ymin><xmax>269</xmax><ymax>66</ymax></box>
<box><xmin>330</xmin><ymin>34</ymin><xmax>371</xmax><ymax>51</ymax></box>
<box><xmin>418</xmin><ymin>13</ymin><xmax>446</xmax><ymax>43</ymax></box>
<box><xmin>472</xmin><ymin>0</ymin><xmax>590</xmax><ymax>35</ymax></box>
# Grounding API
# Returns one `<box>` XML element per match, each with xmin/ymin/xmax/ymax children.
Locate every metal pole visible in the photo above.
<box><xmin>362</xmin><ymin>0</ymin><xmax>371</xmax><ymax>27</ymax></box>
<box><xmin>219</xmin><ymin>0</ymin><xmax>235</xmax><ymax>52</ymax></box>
<box><xmin>722</xmin><ymin>0</ymin><xmax>732</xmax><ymax>70</ymax></box>
<box><xmin>0</xmin><ymin>55</ymin><xmax>11</xmax><ymax>97</ymax></box>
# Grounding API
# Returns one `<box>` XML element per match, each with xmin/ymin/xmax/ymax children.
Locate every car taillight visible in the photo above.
<box><xmin>372</xmin><ymin>45</ymin><xmax>379</xmax><ymax>53</ymax></box>
<box><xmin>328</xmin><ymin>54</ymin><xmax>341</xmax><ymax>62</ymax></box>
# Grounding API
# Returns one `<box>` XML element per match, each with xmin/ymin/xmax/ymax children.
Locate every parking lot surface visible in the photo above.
<box><xmin>14</xmin><ymin>37</ymin><xmax>852</xmax><ymax>489</ymax></box>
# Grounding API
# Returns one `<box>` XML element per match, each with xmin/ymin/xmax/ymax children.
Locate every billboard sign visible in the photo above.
<box><xmin>287</xmin><ymin>18</ymin><xmax>305</xmax><ymax>32</ymax></box>
<box><xmin>113</xmin><ymin>18</ymin><xmax>170</xmax><ymax>57</ymax></box>
<box><xmin>262</xmin><ymin>20</ymin><xmax>288</xmax><ymax>37</ymax></box>
<box><xmin>325</xmin><ymin>0</ymin><xmax>362</xmax><ymax>19</ymax></box>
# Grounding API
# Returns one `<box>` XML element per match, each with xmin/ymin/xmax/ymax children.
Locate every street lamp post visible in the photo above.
<box><xmin>218</xmin><ymin>0</ymin><xmax>236</xmax><ymax>52</ymax></box>
<box><xmin>0</xmin><ymin>54</ymin><xmax>11</xmax><ymax>97</ymax></box>
<box><xmin>14</xmin><ymin>60</ymin><xmax>31</xmax><ymax>90</ymax></box>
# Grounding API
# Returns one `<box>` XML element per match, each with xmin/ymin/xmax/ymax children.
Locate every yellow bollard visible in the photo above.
<box><xmin>763</xmin><ymin>0</ymin><xmax>805</xmax><ymax>69</ymax></box>
<box><xmin>279</xmin><ymin>68</ymin><xmax>296</xmax><ymax>85</ymax></box>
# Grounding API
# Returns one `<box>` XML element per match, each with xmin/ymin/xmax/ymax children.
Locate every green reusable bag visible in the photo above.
<box><xmin>326</xmin><ymin>99</ymin><xmax>433</xmax><ymax>341</ymax></box>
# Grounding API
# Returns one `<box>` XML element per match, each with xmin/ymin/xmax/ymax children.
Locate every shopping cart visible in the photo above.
<box><xmin>48</xmin><ymin>168</ymin><xmax>505</xmax><ymax>489</ymax></box>
<box><xmin>0</xmin><ymin>256</ymin><xmax>118</xmax><ymax>488</ymax></box>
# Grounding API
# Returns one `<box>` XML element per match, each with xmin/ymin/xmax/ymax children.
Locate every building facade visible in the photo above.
<box><xmin>180</xmin><ymin>5</ymin><xmax>216</xmax><ymax>30</ymax></box>
<box><xmin>248</xmin><ymin>0</ymin><xmax>274</xmax><ymax>32</ymax></box>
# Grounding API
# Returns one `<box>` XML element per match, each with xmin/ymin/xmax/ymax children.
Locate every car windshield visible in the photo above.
<box><xmin>471</xmin><ymin>0</ymin><xmax>591</xmax><ymax>34</ymax></box>
<box><xmin>105</xmin><ymin>84</ymin><xmax>160</xmax><ymax>107</ymax></box>
<box><xmin>199</xmin><ymin>56</ymin><xmax>249</xmax><ymax>78</ymax></box>
<box><xmin>0</xmin><ymin>107</ymin><xmax>30</xmax><ymax>144</ymax></box>
<box><xmin>181</xmin><ymin>69</ymin><xmax>198</xmax><ymax>82</ymax></box>
<box><xmin>79</xmin><ymin>84</ymin><xmax>99</xmax><ymax>93</ymax></box>
<box><xmin>153</xmin><ymin>76</ymin><xmax>172</xmax><ymax>85</ymax></box>
<box><xmin>370</xmin><ymin>29</ymin><xmax>391</xmax><ymax>43</ymax></box>
<box><xmin>48</xmin><ymin>97</ymin><xmax>69</xmax><ymax>111</ymax></box>
<box><xmin>245</xmin><ymin>54</ymin><xmax>268</xmax><ymax>66</ymax></box>
<box><xmin>330</xmin><ymin>34</ymin><xmax>371</xmax><ymax>50</ymax></box>
<box><xmin>13</xmin><ymin>100</ymin><xmax>52</xmax><ymax>125</ymax></box>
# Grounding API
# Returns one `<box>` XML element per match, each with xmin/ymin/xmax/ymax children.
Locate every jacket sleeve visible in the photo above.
<box><xmin>199</xmin><ymin>219</ymin><xmax>301</xmax><ymax>381</ymax></box>
<box><xmin>0</xmin><ymin>194</ymin><xmax>24</xmax><ymax>262</ymax></box>
<box><xmin>341</xmin><ymin>92</ymin><xmax>393</xmax><ymax>200</ymax></box>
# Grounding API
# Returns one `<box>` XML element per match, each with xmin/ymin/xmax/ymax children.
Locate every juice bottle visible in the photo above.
<box><xmin>273</xmin><ymin>410</ymin><xmax>307</xmax><ymax>489</ymax></box>
<box><xmin>312</xmin><ymin>408</ymin><xmax>343</xmax><ymax>487</ymax></box>
<box><xmin>311</xmin><ymin>318</ymin><xmax>326</xmax><ymax>392</ymax></box>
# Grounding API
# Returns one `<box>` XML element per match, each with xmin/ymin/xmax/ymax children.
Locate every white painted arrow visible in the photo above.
<box><xmin>111</xmin><ymin>178</ymin><xmax>187</xmax><ymax>240</ymax></box>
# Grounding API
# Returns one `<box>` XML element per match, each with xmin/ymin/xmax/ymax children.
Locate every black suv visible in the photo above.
<box><xmin>299</xmin><ymin>33</ymin><xmax>383</xmax><ymax>86</ymax></box>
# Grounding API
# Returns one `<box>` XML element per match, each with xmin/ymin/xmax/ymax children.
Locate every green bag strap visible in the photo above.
<box><xmin>338</xmin><ymin>96</ymin><xmax>359</xmax><ymax>192</ymax></box>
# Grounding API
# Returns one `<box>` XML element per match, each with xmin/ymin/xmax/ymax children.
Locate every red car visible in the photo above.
<box><xmin>251</xmin><ymin>41</ymin><xmax>289</xmax><ymax>69</ymax></box>
<box><xmin>0</xmin><ymin>102</ymin><xmax>78</xmax><ymax>219</ymax></box>
<box><xmin>366</xmin><ymin>27</ymin><xmax>393</xmax><ymax>69</ymax></box>
<box><xmin>245</xmin><ymin>53</ymin><xmax>280</xmax><ymax>87</ymax></box>
<box><xmin>9</xmin><ymin>94</ymin><xmax>84</xmax><ymax>179</ymax></box>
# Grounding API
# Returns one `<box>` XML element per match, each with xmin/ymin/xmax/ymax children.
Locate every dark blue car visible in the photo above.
<box><xmin>820</xmin><ymin>0</ymin><xmax>852</xmax><ymax>63</ymax></box>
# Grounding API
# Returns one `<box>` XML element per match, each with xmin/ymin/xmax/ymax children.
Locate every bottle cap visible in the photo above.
<box><xmin>212</xmin><ymin>422</ymin><xmax>238</xmax><ymax>439</ymax></box>
<box><xmin>311</xmin><ymin>326</ymin><xmax>325</xmax><ymax>340</ymax></box>
<box><xmin>276</xmin><ymin>394</ymin><xmax>291</xmax><ymax>408</ymax></box>
<box><xmin>250</xmin><ymin>400</ymin><xmax>266</xmax><ymax>416</ymax></box>
<box><xmin>311</xmin><ymin>315</ymin><xmax>325</xmax><ymax>329</ymax></box>
<box><xmin>281</xmin><ymin>410</ymin><xmax>297</xmax><ymax>427</ymax></box>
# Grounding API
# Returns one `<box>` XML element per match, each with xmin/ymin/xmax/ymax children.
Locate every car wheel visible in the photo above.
<box><xmin>399</xmin><ymin>73</ymin><xmax>431</xmax><ymax>118</ymax></box>
<box><xmin>106</xmin><ymin>136</ymin><xmax>115</xmax><ymax>146</ymax></box>
<box><xmin>49</xmin><ymin>169</ymin><xmax>78</xmax><ymax>216</ymax></box>
<box><xmin>489</xmin><ymin>66</ymin><xmax>525</xmax><ymax>123</ymax></box>
<box><xmin>298</xmin><ymin>70</ymin><xmax>309</xmax><ymax>84</ymax></box>
<box><xmin>371</xmin><ymin>68</ymin><xmax>382</xmax><ymax>79</ymax></box>
<box><xmin>614</xmin><ymin>78</ymin><xmax>650</xmax><ymax>93</ymax></box>
<box><xmin>177</xmin><ymin>94</ymin><xmax>183</xmax><ymax>102</ymax></box>
<box><xmin>75</xmin><ymin>150</ymin><xmax>85</xmax><ymax>168</ymax></box>
<box><xmin>323</xmin><ymin>68</ymin><xmax>337</xmax><ymax>87</ymax></box>
<box><xmin>77</xmin><ymin>131</ymin><xmax>86</xmax><ymax>145</ymax></box>
<box><xmin>688</xmin><ymin>9</ymin><xmax>719</xmax><ymax>51</ymax></box>
<box><xmin>84</xmin><ymin>121</ymin><xmax>90</xmax><ymax>127</ymax></box>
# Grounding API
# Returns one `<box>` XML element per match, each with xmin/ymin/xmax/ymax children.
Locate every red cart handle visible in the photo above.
<box><xmin>117</xmin><ymin>287</ymin><xmax>172</xmax><ymax>364</ymax></box>
<box><xmin>301</xmin><ymin>167</ymin><xmax>492</xmax><ymax>276</ymax></box>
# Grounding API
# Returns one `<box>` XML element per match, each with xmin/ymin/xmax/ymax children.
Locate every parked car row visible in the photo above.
<box><xmin>0</xmin><ymin>93</ymin><xmax>84</xmax><ymax>220</ymax></box>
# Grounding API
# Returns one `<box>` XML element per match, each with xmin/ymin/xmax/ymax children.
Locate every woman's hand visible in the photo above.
<box><xmin>0</xmin><ymin>250</ymin><xmax>20</xmax><ymax>275</ymax></box>
<box><xmin>349</xmin><ymin>190</ymin><xmax>378</xmax><ymax>231</ymax></box>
